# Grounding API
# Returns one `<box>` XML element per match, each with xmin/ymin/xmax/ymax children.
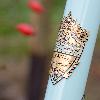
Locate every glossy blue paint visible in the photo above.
<box><xmin>44</xmin><ymin>0</ymin><xmax>100</xmax><ymax>100</ymax></box>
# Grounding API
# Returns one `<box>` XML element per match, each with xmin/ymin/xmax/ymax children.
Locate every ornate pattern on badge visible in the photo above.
<box><xmin>49</xmin><ymin>11</ymin><xmax>89</xmax><ymax>85</ymax></box>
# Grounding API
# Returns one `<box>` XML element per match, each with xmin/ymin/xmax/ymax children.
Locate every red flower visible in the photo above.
<box><xmin>28</xmin><ymin>1</ymin><xmax>45</xmax><ymax>14</ymax></box>
<box><xmin>16</xmin><ymin>23</ymin><xmax>36</xmax><ymax>36</ymax></box>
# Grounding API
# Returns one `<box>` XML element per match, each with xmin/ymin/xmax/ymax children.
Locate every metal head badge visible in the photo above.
<box><xmin>49</xmin><ymin>11</ymin><xmax>89</xmax><ymax>85</ymax></box>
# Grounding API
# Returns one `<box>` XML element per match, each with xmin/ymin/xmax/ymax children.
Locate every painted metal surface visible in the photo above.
<box><xmin>44</xmin><ymin>0</ymin><xmax>100</xmax><ymax>100</ymax></box>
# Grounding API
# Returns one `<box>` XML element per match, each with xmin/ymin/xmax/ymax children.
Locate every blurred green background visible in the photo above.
<box><xmin>0</xmin><ymin>0</ymin><xmax>100</xmax><ymax>100</ymax></box>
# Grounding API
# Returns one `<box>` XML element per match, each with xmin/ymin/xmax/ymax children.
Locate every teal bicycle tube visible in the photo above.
<box><xmin>44</xmin><ymin>0</ymin><xmax>100</xmax><ymax>100</ymax></box>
